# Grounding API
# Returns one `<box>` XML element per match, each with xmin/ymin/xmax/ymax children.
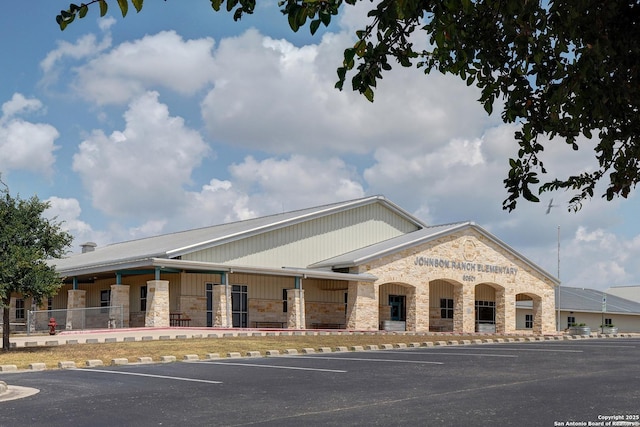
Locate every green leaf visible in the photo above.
<box><xmin>132</xmin><ymin>0</ymin><xmax>144</xmax><ymax>13</ymax></box>
<box><xmin>310</xmin><ymin>19</ymin><xmax>321</xmax><ymax>35</ymax></box>
<box><xmin>288</xmin><ymin>7</ymin><xmax>300</xmax><ymax>32</ymax></box>
<box><xmin>210</xmin><ymin>0</ymin><xmax>223</xmax><ymax>11</ymax></box>
<box><xmin>117</xmin><ymin>0</ymin><xmax>128</xmax><ymax>17</ymax></box>
<box><xmin>363</xmin><ymin>87</ymin><xmax>374</xmax><ymax>102</ymax></box>
<box><xmin>79</xmin><ymin>4</ymin><xmax>89</xmax><ymax>18</ymax></box>
<box><xmin>99</xmin><ymin>0</ymin><xmax>108</xmax><ymax>17</ymax></box>
<box><xmin>227</xmin><ymin>0</ymin><xmax>238</xmax><ymax>13</ymax></box>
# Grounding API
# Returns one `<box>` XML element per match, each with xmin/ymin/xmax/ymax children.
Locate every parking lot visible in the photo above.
<box><xmin>1</xmin><ymin>338</ymin><xmax>639</xmax><ymax>426</ymax></box>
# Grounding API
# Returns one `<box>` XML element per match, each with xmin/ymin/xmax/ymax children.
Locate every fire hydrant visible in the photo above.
<box><xmin>48</xmin><ymin>317</ymin><xmax>57</xmax><ymax>335</ymax></box>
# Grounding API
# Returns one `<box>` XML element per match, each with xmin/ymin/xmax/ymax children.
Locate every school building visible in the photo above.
<box><xmin>8</xmin><ymin>196</ymin><xmax>561</xmax><ymax>334</ymax></box>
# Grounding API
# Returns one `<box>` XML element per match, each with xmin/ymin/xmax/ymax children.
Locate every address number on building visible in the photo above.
<box><xmin>462</xmin><ymin>275</ymin><xmax>475</xmax><ymax>282</ymax></box>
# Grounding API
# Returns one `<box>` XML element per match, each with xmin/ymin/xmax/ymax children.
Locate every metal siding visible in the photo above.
<box><xmin>228</xmin><ymin>273</ymin><xmax>295</xmax><ymax>300</ymax></box>
<box><xmin>183</xmin><ymin>203</ymin><xmax>418</xmax><ymax>267</ymax></box>
<box><xmin>303</xmin><ymin>279</ymin><xmax>344</xmax><ymax>303</ymax></box>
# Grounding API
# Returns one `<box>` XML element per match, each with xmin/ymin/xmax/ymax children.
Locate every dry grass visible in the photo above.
<box><xmin>0</xmin><ymin>333</ymin><xmax>517</xmax><ymax>370</ymax></box>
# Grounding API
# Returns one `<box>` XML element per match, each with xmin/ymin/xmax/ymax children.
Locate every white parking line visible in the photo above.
<box><xmin>523</xmin><ymin>344</ymin><xmax>636</xmax><ymax>349</ymax></box>
<box><xmin>74</xmin><ymin>368</ymin><xmax>223</xmax><ymax>384</ymax></box>
<box><xmin>199</xmin><ymin>361</ymin><xmax>347</xmax><ymax>373</ymax></box>
<box><xmin>379</xmin><ymin>350</ymin><xmax>517</xmax><ymax>358</ymax></box>
<box><xmin>286</xmin><ymin>356</ymin><xmax>444</xmax><ymax>365</ymax></box>
<box><xmin>448</xmin><ymin>347</ymin><xmax>582</xmax><ymax>353</ymax></box>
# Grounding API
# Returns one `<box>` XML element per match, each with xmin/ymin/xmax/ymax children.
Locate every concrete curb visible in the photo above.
<box><xmin>3</xmin><ymin>333</ymin><xmax>637</xmax><ymax>373</ymax></box>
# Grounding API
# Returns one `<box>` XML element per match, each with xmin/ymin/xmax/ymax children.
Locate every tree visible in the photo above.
<box><xmin>56</xmin><ymin>1</ymin><xmax>640</xmax><ymax>212</ymax></box>
<box><xmin>0</xmin><ymin>179</ymin><xmax>72</xmax><ymax>351</ymax></box>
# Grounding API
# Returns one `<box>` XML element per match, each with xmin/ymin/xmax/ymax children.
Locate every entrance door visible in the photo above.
<box><xmin>389</xmin><ymin>295</ymin><xmax>406</xmax><ymax>321</ymax></box>
<box><xmin>232</xmin><ymin>285</ymin><xmax>248</xmax><ymax>328</ymax></box>
<box><xmin>475</xmin><ymin>300</ymin><xmax>495</xmax><ymax>332</ymax></box>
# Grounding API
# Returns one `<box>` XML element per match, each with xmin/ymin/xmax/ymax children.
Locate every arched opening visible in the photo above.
<box><xmin>515</xmin><ymin>292</ymin><xmax>543</xmax><ymax>333</ymax></box>
<box><xmin>379</xmin><ymin>282</ymin><xmax>415</xmax><ymax>331</ymax></box>
<box><xmin>428</xmin><ymin>279</ymin><xmax>460</xmax><ymax>332</ymax></box>
<box><xmin>475</xmin><ymin>284</ymin><xmax>496</xmax><ymax>333</ymax></box>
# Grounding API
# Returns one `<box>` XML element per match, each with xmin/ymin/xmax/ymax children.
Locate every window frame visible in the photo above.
<box><xmin>440</xmin><ymin>298</ymin><xmax>454</xmax><ymax>319</ymax></box>
<box><xmin>15</xmin><ymin>298</ymin><xmax>25</xmax><ymax>320</ymax></box>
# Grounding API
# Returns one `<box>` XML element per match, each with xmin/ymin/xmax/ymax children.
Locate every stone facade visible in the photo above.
<box><xmin>145</xmin><ymin>280</ymin><xmax>169</xmax><ymax>327</ymax></box>
<box><xmin>212</xmin><ymin>284</ymin><xmax>230</xmax><ymax>328</ymax></box>
<box><xmin>347</xmin><ymin>228</ymin><xmax>557</xmax><ymax>334</ymax></box>
<box><xmin>287</xmin><ymin>289</ymin><xmax>305</xmax><ymax>329</ymax></box>
<box><xmin>109</xmin><ymin>284</ymin><xmax>130</xmax><ymax>327</ymax></box>
<box><xmin>66</xmin><ymin>289</ymin><xmax>86</xmax><ymax>330</ymax></box>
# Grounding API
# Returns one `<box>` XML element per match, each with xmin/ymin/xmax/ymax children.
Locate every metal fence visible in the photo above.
<box><xmin>26</xmin><ymin>305</ymin><xmax>124</xmax><ymax>335</ymax></box>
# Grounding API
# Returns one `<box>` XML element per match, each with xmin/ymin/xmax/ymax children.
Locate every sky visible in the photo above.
<box><xmin>1</xmin><ymin>1</ymin><xmax>639</xmax><ymax>291</ymax></box>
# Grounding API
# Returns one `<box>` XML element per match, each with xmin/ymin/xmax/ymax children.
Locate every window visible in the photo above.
<box><xmin>389</xmin><ymin>295</ymin><xmax>406</xmax><ymax>321</ymax></box>
<box><xmin>100</xmin><ymin>290</ymin><xmax>111</xmax><ymax>313</ymax></box>
<box><xmin>567</xmin><ymin>316</ymin><xmax>576</xmax><ymax>327</ymax></box>
<box><xmin>344</xmin><ymin>292</ymin><xmax>348</xmax><ymax>315</ymax></box>
<box><xmin>604</xmin><ymin>318</ymin><xmax>613</xmax><ymax>327</ymax></box>
<box><xmin>525</xmin><ymin>314</ymin><xmax>533</xmax><ymax>329</ymax></box>
<box><xmin>15</xmin><ymin>298</ymin><xmax>25</xmax><ymax>320</ymax></box>
<box><xmin>440</xmin><ymin>298</ymin><xmax>453</xmax><ymax>319</ymax></box>
<box><xmin>140</xmin><ymin>286</ymin><xmax>147</xmax><ymax>312</ymax></box>
<box><xmin>283</xmin><ymin>289</ymin><xmax>288</xmax><ymax>313</ymax></box>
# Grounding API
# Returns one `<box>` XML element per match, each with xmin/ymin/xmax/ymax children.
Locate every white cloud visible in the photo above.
<box><xmin>72</xmin><ymin>91</ymin><xmax>211</xmax><ymax>218</ymax></box>
<box><xmin>73</xmin><ymin>31</ymin><xmax>217</xmax><ymax>105</ymax></box>
<box><xmin>40</xmin><ymin>33</ymin><xmax>112</xmax><ymax>74</ymax></box>
<box><xmin>1</xmin><ymin>93</ymin><xmax>44</xmax><ymax>119</ymax></box>
<box><xmin>179</xmin><ymin>155</ymin><xmax>365</xmax><ymax>227</ymax></box>
<box><xmin>0</xmin><ymin>94</ymin><xmax>59</xmax><ymax>176</ymax></box>
<box><xmin>200</xmin><ymin>28</ymin><xmax>494</xmax><ymax>156</ymax></box>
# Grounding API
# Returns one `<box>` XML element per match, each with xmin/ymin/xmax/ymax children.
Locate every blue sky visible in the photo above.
<box><xmin>1</xmin><ymin>0</ymin><xmax>639</xmax><ymax>291</ymax></box>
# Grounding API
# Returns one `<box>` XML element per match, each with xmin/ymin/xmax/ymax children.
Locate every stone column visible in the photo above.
<box><xmin>110</xmin><ymin>285</ymin><xmax>130</xmax><ymax>328</ymax></box>
<box><xmin>544</xmin><ymin>288</ymin><xmax>557</xmax><ymax>334</ymax></box>
<box><xmin>287</xmin><ymin>289</ymin><xmax>306</xmax><ymax>329</ymax></box>
<box><xmin>213</xmin><ymin>284</ymin><xmax>230</xmax><ymax>328</ymax></box>
<box><xmin>406</xmin><ymin>286</ymin><xmax>430</xmax><ymax>332</ymax></box>
<box><xmin>66</xmin><ymin>289</ymin><xmax>86</xmax><ymax>330</ymax></box>
<box><xmin>453</xmin><ymin>283</ymin><xmax>475</xmax><ymax>333</ymax></box>
<box><xmin>531</xmin><ymin>295</ymin><xmax>543</xmax><ymax>335</ymax></box>
<box><xmin>346</xmin><ymin>281</ymin><xmax>378</xmax><ymax>331</ymax></box>
<box><xmin>145</xmin><ymin>280</ymin><xmax>169</xmax><ymax>328</ymax></box>
<box><xmin>499</xmin><ymin>287</ymin><xmax>516</xmax><ymax>334</ymax></box>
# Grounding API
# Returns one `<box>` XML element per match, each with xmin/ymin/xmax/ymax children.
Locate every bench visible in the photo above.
<box><xmin>311</xmin><ymin>323</ymin><xmax>345</xmax><ymax>329</ymax></box>
<box><xmin>170</xmin><ymin>313</ymin><xmax>191</xmax><ymax>327</ymax></box>
<box><xmin>253</xmin><ymin>321</ymin><xmax>286</xmax><ymax>328</ymax></box>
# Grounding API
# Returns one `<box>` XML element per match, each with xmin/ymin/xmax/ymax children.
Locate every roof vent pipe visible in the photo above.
<box><xmin>80</xmin><ymin>242</ymin><xmax>97</xmax><ymax>253</ymax></box>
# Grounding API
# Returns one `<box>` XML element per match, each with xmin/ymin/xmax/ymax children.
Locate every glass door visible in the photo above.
<box><xmin>232</xmin><ymin>285</ymin><xmax>248</xmax><ymax>328</ymax></box>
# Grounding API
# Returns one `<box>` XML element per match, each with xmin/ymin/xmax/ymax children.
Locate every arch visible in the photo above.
<box><xmin>378</xmin><ymin>282</ymin><xmax>423</xmax><ymax>331</ymax></box>
<box><xmin>474</xmin><ymin>282</ymin><xmax>506</xmax><ymax>333</ymax></box>
<box><xmin>515</xmin><ymin>292</ymin><xmax>544</xmax><ymax>334</ymax></box>
<box><xmin>429</xmin><ymin>279</ymin><xmax>463</xmax><ymax>332</ymax></box>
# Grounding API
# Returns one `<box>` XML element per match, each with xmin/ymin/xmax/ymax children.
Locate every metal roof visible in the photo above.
<box><xmin>51</xmin><ymin>195</ymin><xmax>424</xmax><ymax>276</ymax></box>
<box><xmin>558</xmin><ymin>287</ymin><xmax>640</xmax><ymax>314</ymax></box>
